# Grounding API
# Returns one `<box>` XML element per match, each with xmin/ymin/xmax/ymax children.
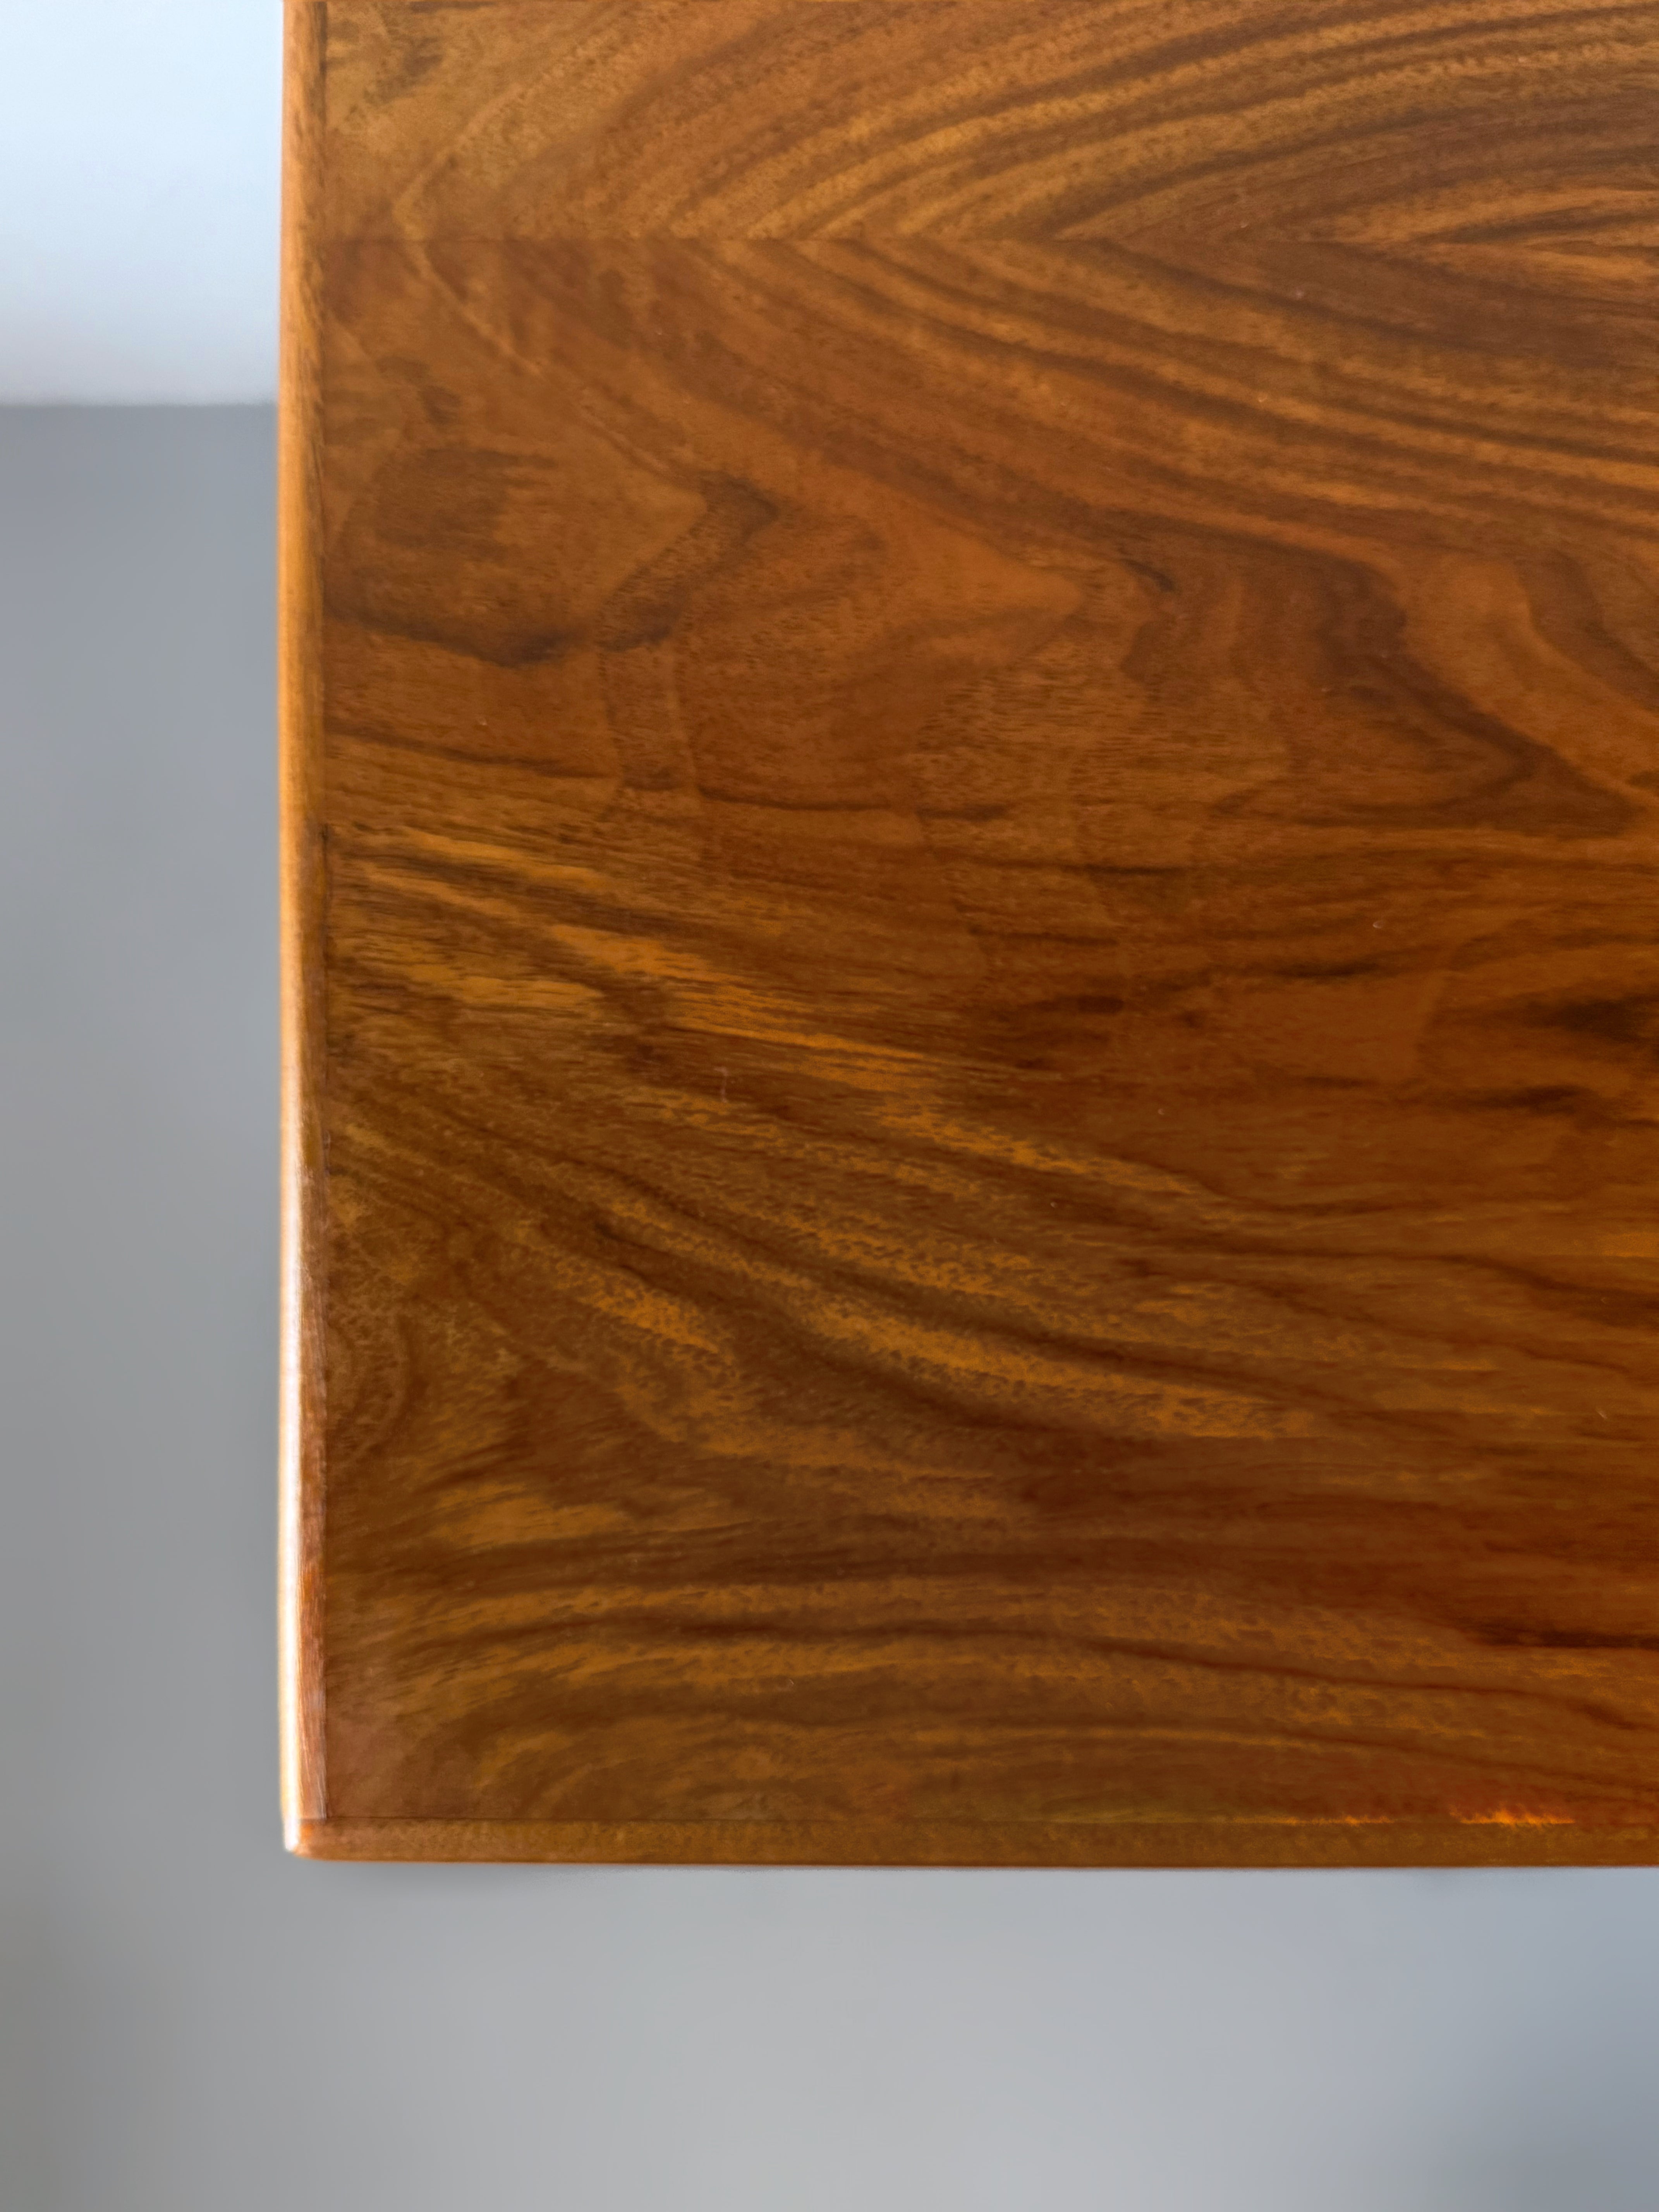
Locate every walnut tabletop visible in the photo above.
<box><xmin>279</xmin><ymin>0</ymin><xmax>1659</xmax><ymax>1864</ymax></box>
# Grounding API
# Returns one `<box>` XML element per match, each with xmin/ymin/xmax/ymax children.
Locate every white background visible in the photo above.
<box><xmin>0</xmin><ymin>1</ymin><xmax>282</xmax><ymax>401</ymax></box>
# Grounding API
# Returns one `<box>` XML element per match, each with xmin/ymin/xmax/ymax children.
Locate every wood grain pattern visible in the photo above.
<box><xmin>283</xmin><ymin>0</ymin><xmax>1659</xmax><ymax>1863</ymax></box>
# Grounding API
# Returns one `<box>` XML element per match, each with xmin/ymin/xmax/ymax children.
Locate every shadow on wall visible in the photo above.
<box><xmin>0</xmin><ymin>1911</ymin><xmax>57</xmax><ymax>2210</ymax></box>
<box><xmin>1447</xmin><ymin>2150</ymin><xmax>1652</xmax><ymax>2212</ymax></box>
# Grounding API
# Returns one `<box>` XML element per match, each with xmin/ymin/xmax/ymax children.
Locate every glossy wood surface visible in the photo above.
<box><xmin>283</xmin><ymin>0</ymin><xmax>1659</xmax><ymax>1863</ymax></box>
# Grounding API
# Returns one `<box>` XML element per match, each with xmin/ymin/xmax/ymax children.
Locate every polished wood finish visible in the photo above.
<box><xmin>282</xmin><ymin>0</ymin><xmax>1659</xmax><ymax>1864</ymax></box>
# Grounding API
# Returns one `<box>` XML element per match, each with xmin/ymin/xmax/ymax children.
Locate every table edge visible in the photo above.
<box><xmin>291</xmin><ymin>1818</ymin><xmax>1659</xmax><ymax>1869</ymax></box>
<box><xmin>279</xmin><ymin>0</ymin><xmax>330</xmax><ymax>1848</ymax></box>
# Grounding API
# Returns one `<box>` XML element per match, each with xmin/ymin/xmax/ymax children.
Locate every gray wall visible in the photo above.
<box><xmin>3</xmin><ymin>405</ymin><xmax>1658</xmax><ymax>2212</ymax></box>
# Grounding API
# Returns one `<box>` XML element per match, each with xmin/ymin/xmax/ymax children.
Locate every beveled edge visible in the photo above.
<box><xmin>293</xmin><ymin>1818</ymin><xmax>1659</xmax><ymax>1869</ymax></box>
<box><xmin>279</xmin><ymin>0</ymin><xmax>330</xmax><ymax>1851</ymax></box>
